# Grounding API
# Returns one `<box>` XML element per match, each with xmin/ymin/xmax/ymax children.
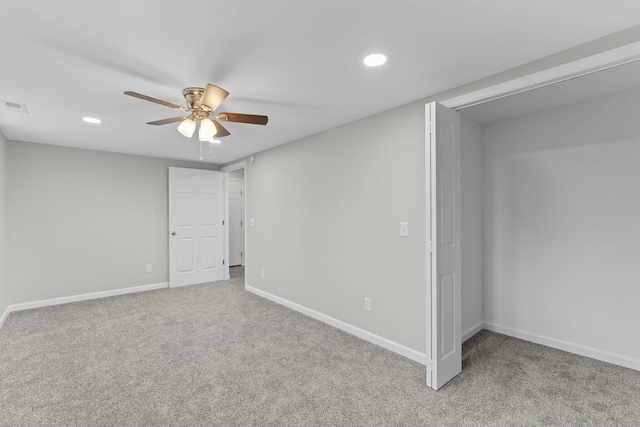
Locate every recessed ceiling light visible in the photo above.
<box><xmin>363</xmin><ymin>53</ymin><xmax>387</xmax><ymax>67</ymax></box>
<box><xmin>82</xmin><ymin>117</ymin><xmax>102</xmax><ymax>124</ymax></box>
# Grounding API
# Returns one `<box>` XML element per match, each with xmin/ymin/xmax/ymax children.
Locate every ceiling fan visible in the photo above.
<box><xmin>124</xmin><ymin>84</ymin><xmax>268</xmax><ymax>142</ymax></box>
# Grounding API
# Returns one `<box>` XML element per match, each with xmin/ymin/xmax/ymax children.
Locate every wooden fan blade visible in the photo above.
<box><xmin>199</xmin><ymin>84</ymin><xmax>229</xmax><ymax>111</ymax></box>
<box><xmin>146</xmin><ymin>116</ymin><xmax>187</xmax><ymax>125</ymax></box>
<box><xmin>213</xmin><ymin>120</ymin><xmax>231</xmax><ymax>137</ymax></box>
<box><xmin>218</xmin><ymin>112</ymin><xmax>268</xmax><ymax>125</ymax></box>
<box><xmin>124</xmin><ymin>91</ymin><xmax>187</xmax><ymax>111</ymax></box>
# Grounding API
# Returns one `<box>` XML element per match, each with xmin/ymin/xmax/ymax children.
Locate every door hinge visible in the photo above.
<box><xmin>222</xmin><ymin>220</ymin><xmax>225</xmax><ymax>226</ymax></box>
<box><xmin>241</xmin><ymin>252</ymin><xmax>243</xmax><ymax>258</ymax></box>
<box><xmin>223</xmin><ymin>260</ymin><xmax>225</xmax><ymax>265</ymax></box>
<box><xmin>429</xmin><ymin>241</ymin><xmax>435</xmax><ymax>252</ymax></box>
<box><xmin>241</xmin><ymin>221</ymin><xmax>243</xmax><ymax>226</ymax></box>
<box><xmin>240</xmin><ymin>190</ymin><xmax>243</xmax><ymax>195</ymax></box>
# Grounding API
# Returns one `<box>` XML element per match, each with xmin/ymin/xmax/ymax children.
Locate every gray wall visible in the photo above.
<box><xmin>242</xmin><ymin>103</ymin><xmax>483</xmax><ymax>353</ymax></box>
<box><xmin>245</xmin><ymin>101</ymin><xmax>429</xmax><ymax>351</ymax></box>
<box><xmin>0</xmin><ymin>132</ymin><xmax>8</xmax><ymax>315</ymax></box>
<box><xmin>460</xmin><ymin>116</ymin><xmax>484</xmax><ymax>334</ymax></box>
<box><xmin>7</xmin><ymin>142</ymin><xmax>216</xmax><ymax>304</ymax></box>
<box><xmin>482</xmin><ymin>88</ymin><xmax>640</xmax><ymax>362</ymax></box>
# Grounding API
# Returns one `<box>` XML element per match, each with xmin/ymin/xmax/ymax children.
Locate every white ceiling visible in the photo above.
<box><xmin>1</xmin><ymin>1</ymin><xmax>640</xmax><ymax>165</ymax></box>
<box><xmin>461</xmin><ymin>59</ymin><xmax>640</xmax><ymax>124</ymax></box>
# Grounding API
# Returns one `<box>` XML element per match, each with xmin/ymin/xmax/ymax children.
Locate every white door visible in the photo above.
<box><xmin>228</xmin><ymin>177</ymin><xmax>244</xmax><ymax>266</ymax></box>
<box><xmin>169</xmin><ymin>167</ymin><xmax>225</xmax><ymax>287</ymax></box>
<box><xmin>426</xmin><ymin>102</ymin><xmax>462</xmax><ymax>390</ymax></box>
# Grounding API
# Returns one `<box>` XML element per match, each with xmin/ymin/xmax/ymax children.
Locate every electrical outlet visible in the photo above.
<box><xmin>146</xmin><ymin>264</ymin><xmax>152</xmax><ymax>273</ymax></box>
<box><xmin>260</xmin><ymin>268</ymin><xmax>265</xmax><ymax>278</ymax></box>
<box><xmin>364</xmin><ymin>297</ymin><xmax>372</xmax><ymax>312</ymax></box>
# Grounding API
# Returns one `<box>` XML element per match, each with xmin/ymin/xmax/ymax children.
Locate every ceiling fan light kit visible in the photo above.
<box><xmin>198</xmin><ymin>117</ymin><xmax>216</xmax><ymax>141</ymax></box>
<box><xmin>124</xmin><ymin>83</ymin><xmax>268</xmax><ymax>151</ymax></box>
<box><xmin>177</xmin><ymin>117</ymin><xmax>196</xmax><ymax>137</ymax></box>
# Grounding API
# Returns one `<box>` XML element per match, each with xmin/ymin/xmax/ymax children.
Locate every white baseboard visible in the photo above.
<box><xmin>245</xmin><ymin>285</ymin><xmax>428</xmax><ymax>365</ymax></box>
<box><xmin>6</xmin><ymin>282</ymin><xmax>169</xmax><ymax>314</ymax></box>
<box><xmin>462</xmin><ymin>322</ymin><xmax>484</xmax><ymax>343</ymax></box>
<box><xmin>484</xmin><ymin>321</ymin><xmax>640</xmax><ymax>372</ymax></box>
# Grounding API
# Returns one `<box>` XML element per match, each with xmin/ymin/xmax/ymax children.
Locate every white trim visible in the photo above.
<box><xmin>246</xmin><ymin>285</ymin><xmax>428</xmax><ymax>365</ymax></box>
<box><xmin>462</xmin><ymin>322</ymin><xmax>483</xmax><ymax>343</ymax></box>
<box><xmin>6</xmin><ymin>282</ymin><xmax>168</xmax><ymax>313</ymax></box>
<box><xmin>484</xmin><ymin>322</ymin><xmax>640</xmax><ymax>372</ymax></box>
<box><xmin>441</xmin><ymin>40</ymin><xmax>640</xmax><ymax>110</ymax></box>
<box><xmin>0</xmin><ymin>305</ymin><xmax>10</xmax><ymax>329</ymax></box>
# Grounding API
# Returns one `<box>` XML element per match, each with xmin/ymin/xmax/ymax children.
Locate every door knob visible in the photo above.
<box><xmin>171</xmin><ymin>231</ymin><xmax>176</xmax><ymax>235</ymax></box>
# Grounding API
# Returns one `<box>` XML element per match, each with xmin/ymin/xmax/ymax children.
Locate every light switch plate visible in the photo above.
<box><xmin>250</xmin><ymin>218</ymin><xmax>256</xmax><ymax>226</ymax></box>
<box><xmin>400</xmin><ymin>222</ymin><xmax>409</xmax><ymax>237</ymax></box>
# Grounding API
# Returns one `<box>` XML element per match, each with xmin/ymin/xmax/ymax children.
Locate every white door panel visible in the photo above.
<box><xmin>169</xmin><ymin>168</ymin><xmax>225</xmax><ymax>287</ymax></box>
<box><xmin>426</xmin><ymin>102</ymin><xmax>462</xmax><ymax>390</ymax></box>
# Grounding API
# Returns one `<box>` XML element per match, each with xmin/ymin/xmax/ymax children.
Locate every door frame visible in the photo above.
<box><xmin>221</xmin><ymin>160</ymin><xmax>247</xmax><ymax>282</ymax></box>
<box><xmin>427</xmin><ymin>40</ymin><xmax>640</xmax><ymax>389</ymax></box>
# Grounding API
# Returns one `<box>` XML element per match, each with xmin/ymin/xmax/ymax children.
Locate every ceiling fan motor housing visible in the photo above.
<box><xmin>182</xmin><ymin>87</ymin><xmax>206</xmax><ymax>111</ymax></box>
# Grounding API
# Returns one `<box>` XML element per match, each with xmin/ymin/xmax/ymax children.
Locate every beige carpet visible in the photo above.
<box><xmin>1</xmin><ymin>279</ymin><xmax>639</xmax><ymax>426</ymax></box>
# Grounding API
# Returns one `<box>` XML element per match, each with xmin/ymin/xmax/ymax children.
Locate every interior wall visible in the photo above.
<box><xmin>0</xmin><ymin>132</ymin><xmax>8</xmax><ymax>316</ymax></box>
<box><xmin>232</xmin><ymin>99</ymin><xmax>484</xmax><ymax>354</ymax></box>
<box><xmin>7</xmin><ymin>141</ymin><xmax>217</xmax><ymax>304</ymax></box>
<box><xmin>460</xmin><ymin>116</ymin><xmax>483</xmax><ymax>335</ymax></box>
<box><xmin>482</xmin><ymin>88</ymin><xmax>640</xmax><ymax>364</ymax></box>
<box><xmin>243</xmin><ymin>100</ymin><xmax>428</xmax><ymax>352</ymax></box>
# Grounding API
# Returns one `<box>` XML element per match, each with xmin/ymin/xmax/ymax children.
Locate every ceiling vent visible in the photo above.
<box><xmin>1</xmin><ymin>100</ymin><xmax>29</xmax><ymax>114</ymax></box>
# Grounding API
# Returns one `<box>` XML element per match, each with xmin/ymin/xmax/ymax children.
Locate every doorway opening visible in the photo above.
<box><xmin>440</xmin><ymin>53</ymin><xmax>640</xmax><ymax>379</ymax></box>
<box><xmin>430</xmin><ymin>44</ymin><xmax>640</xmax><ymax>388</ymax></box>
<box><xmin>222</xmin><ymin>161</ymin><xmax>247</xmax><ymax>289</ymax></box>
<box><xmin>228</xmin><ymin>168</ymin><xmax>244</xmax><ymax>267</ymax></box>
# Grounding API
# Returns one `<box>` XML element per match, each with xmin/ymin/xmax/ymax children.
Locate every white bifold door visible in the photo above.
<box><xmin>426</xmin><ymin>102</ymin><xmax>462</xmax><ymax>390</ymax></box>
<box><xmin>169</xmin><ymin>167</ymin><xmax>225</xmax><ymax>287</ymax></box>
